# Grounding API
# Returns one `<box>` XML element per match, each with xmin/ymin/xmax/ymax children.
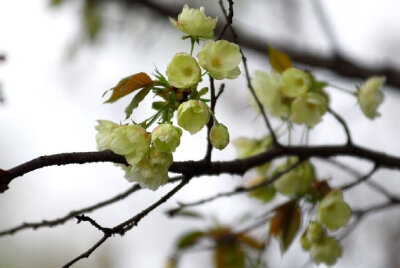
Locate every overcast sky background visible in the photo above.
<box><xmin>1</xmin><ymin>0</ymin><xmax>400</xmax><ymax>267</ymax></box>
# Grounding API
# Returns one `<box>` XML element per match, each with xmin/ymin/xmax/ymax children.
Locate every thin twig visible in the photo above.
<box><xmin>63</xmin><ymin>178</ymin><xmax>189</xmax><ymax>267</ymax></box>
<box><xmin>327</xmin><ymin>107</ymin><xmax>352</xmax><ymax>145</ymax></box>
<box><xmin>341</xmin><ymin>164</ymin><xmax>379</xmax><ymax>191</ymax></box>
<box><xmin>217</xmin><ymin>0</ymin><xmax>233</xmax><ymax>40</ymax></box>
<box><xmin>204</xmin><ymin>76</ymin><xmax>217</xmax><ymax>163</ymax></box>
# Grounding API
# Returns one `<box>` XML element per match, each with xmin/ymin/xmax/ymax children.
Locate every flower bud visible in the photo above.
<box><xmin>169</xmin><ymin>5</ymin><xmax>217</xmax><ymax>39</ymax></box>
<box><xmin>358</xmin><ymin>76</ymin><xmax>385</xmax><ymax>119</ymax></box>
<box><xmin>177</xmin><ymin>100</ymin><xmax>210</xmax><ymax>134</ymax></box>
<box><xmin>280</xmin><ymin>68</ymin><xmax>311</xmax><ymax>98</ymax></box>
<box><xmin>109</xmin><ymin>124</ymin><xmax>151</xmax><ymax>164</ymax></box>
<box><xmin>198</xmin><ymin>40</ymin><xmax>241</xmax><ymax>80</ymax></box>
<box><xmin>151</xmin><ymin>124</ymin><xmax>182</xmax><ymax>153</ymax></box>
<box><xmin>166</xmin><ymin>53</ymin><xmax>201</xmax><ymax>89</ymax></box>
<box><xmin>306</xmin><ymin>222</ymin><xmax>325</xmax><ymax>243</ymax></box>
<box><xmin>290</xmin><ymin>92</ymin><xmax>328</xmax><ymax>127</ymax></box>
<box><xmin>210</xmin><ymin>123</ymin><xmax>229</xmax><ymax>150</ymax></box>
<box><xmin>317</xmin><ymin>189</ymin><xmax>351</xmax><ymax>231</ymax></box>
<box><xmin>273</xmin><ymin>159</ymin><xmax>315</xmax><ymax>197</ymax></box>
<box><xmin>310</xmin><ymin>236</ymin><xmax>342</xmax><ymax>266</ymax></box>
<box><xmin>95</xmin><ymin>120</ymin><xmax>119</xmax><ymax>150</ymax></box>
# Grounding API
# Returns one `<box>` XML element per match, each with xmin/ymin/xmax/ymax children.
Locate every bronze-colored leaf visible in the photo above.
<box><xmin>215</xmin><ymin>244</ymin><xmax>245</xmax><ymax>268</ymax></box>
<box><xmin>105</xmin><ymin>72</ymin><xmax>153</xmax><ymax>103</ymax></box>
<box><xmin>268</xmin><ymin>46</ymin><xmax>292</xmax><ymax>73</ymax></box>
<box><xmin>238</xmin><ymin>234</ymin><xmax>264</xmax><ymax>250</ymax></box>
<box><xmin>269</xmin><ymin>200</ymin><xmax>301</xmax><ymax>251</ymax></box>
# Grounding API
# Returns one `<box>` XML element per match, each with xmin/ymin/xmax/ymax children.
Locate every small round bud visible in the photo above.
<box><xmin>210</xmin><ymin>123</ymin><xmax>229</xmax><ymax>150</ymax></box>
<box><xmin>198</xmin><ymin>40</ymin><xmax>241</xmax><ymax>80</ymax></box>
<box><xmin>358</xmin><ymin>76</ymin><xmax>385</xmax><ymax>119</ymax></box>
<box><xmin>310</xmin><ymin>236</ymin><xmax>342</xmax><ymax>266</ymax></box>
<box><xmin>151</xmin><ymin>124</ymin><xmax>182</xmax><ymax>153</ymax></box>
<box><xmin>166</xmin><ymin>53</ymin><xmax>201</xmax><ymax>89</ymax></box>
<box><xmin>306</xmin><ymin>222</ymin><xmax>325</xmax><ymax>243</ymax></box>
<box><xmin>317</xmin><ymin>189</ymin><xmax>351</xmax><ymax>231</ymax></box>
<box><xmin>169</xmin><ymin>5</ymin><xmax>217</xmax><ymax>39</ymax></box>
<box><xmin>177</xmin><ymin>100</ymin><xmax>210</xmax><ymax>134</ymax></box>
<box><xmin>280</xmin><ymin>68</ymin><xmax>311</xmax><ymax>98</ymax></box>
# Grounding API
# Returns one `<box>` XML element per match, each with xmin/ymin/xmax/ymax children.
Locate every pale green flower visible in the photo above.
<box><xmin>290</xmin><ymin>92</ymin><xmax>328</xmax><ymax>127</ymax></box>
<box><xmin>273</xmin><ymin>159</ymin><xmax>315</xmax><ymax>197</ymax></box>
<box><xmin>250</xmin><ymin>71</ymin><xmax>289</xmax><ymax>118</ymax></box>
<box><xmin>123</xmin><ymin>148</ymin><xmax>173</xmax><ymax>190</ymax></box>
<box><xmin>198</xmin><ymin>40</ymin><xmax>241</xmax><ymax>80</ymax></box>
<box><xmin>169</xmin><ymin>4</ymin><xmax>217</xmax><ymax>39</ymax></box>
<box><xmin>306</xmin><ymin>222</ymin><xmax>325</xmax><ymax>244</ymax></box>
<box><xmin>166</xmin><ymin>53</ymin><xmax>201</xmax><ymax>89</ymax></box>
<box><xmin>210</xmin><ymin>123</ymin><xmax>229</xmax><ymax>150</ymax></box>
<box><xmin>95</xmin><ymin>120</ymin><xmax>119</xmax><ymax>150</ymax></box>
<box><xmin>310</xmin><ymin>236</ymin><xmax>342</xmax><ymax>266</ymax></box>
<box><xmin>280</xmin><ymin>67</ymin><xmax>311</xmax><ymax>98</ymax></box>
<box><xmin>358</xmin><ymin>76</ymin><xmax>385</xmax><ymax>119</ymax></box>
<box><xmin>151</xmin><ymin>124</ymin><xmax>182</xmax><ymax>153</ymax></box>
<box><xmin>109</xmin><ymin>124</ymin><xmax>151</xmax><ymax>164</ymax></box>
<box><xmin>177</xmin><ymin>100</ymin><xmax>210</xmax><ymax>134</ymax></box>
<box><xmin>317</xmin><ymin>189</ymin><xmax>351</xmax><ymax>231</ymax></box>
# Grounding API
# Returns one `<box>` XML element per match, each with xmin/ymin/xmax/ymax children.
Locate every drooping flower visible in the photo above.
<box><xmin>95</xmin><ymin>120</ymin><xmax>119</xmax><ymax>150</ymax></box>
<box><xmin>290</xmin><ymin>92</ymin><xmax>328</xmax><ymax>127</ymax></box>
<box><xmin>310</xmin><ymin>236</ymin><xmax>342</xmax><ymax>266</ymax></box>
<box><xmin>209</xmin><ymin>123</ymin><xmax>229</xmax><ymax>150</ymax></box>
<box><xmin>109</xmin><ymin>124</ymin><xmax>151</xmax><ymax>165</ymax></box>
<box><xmin>166</xmin><ymin>53</ymin><xmax>201</xmax><ymax>89</ymax></box>
<box><xmin>250</xmin><ymin>71</ymin><xmax>289</xmax><ymax>118</ymax></box>
<box><xmin>177</xmin><ymin>100</ymin><xmax>210</xmax><ymax>134</ymax></box>
<box><xmin>198</xmin><ymin>40</ymin><xmax>241</xmax><ymax>80</ymax></box>
<box><xmin>357</xmin><ymin>76</ymin><xmax>385</xmax><ymax>119</ymax></box>
<box><xmin>123</xmin><ymin>148</ymin><xmax>173</xmax><ymax>190</ymax></box>
<box><xmin>169</xmin><ymin>4</ymin><xmax>217</xmax><ymax>39</ymax></box>
<box><xmin>317</xmin><ymin>189</ymin><xmax>351</xmax><ymax>231</ymax></box>
<box><xmin>280</xmin><ymin>67</ymin><xmax>311</xmax><ymax>98</ymax></box>
<box><xmin>151</xmin><ymin>124</ymin><xmax>182</xmax><ymax>153</ymax></box>
<box><xmin>273</xmin><ymin>159</ymin><xmax>315</xmax><ymax>196</ymax></box>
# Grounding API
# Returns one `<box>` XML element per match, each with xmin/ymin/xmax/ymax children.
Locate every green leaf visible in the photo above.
<box><xmin>105</xmin><ymin>72</ymin><xmax>153</xmax><ymax>103</ymax></box>
<box><xmin>269</xmin><ymin>200</ymin><xmax>301</xmax><ymax>251</ymax></box>
<box><xmin>198</xmin><ymin>87</ymin><xmax>209</xmax><ymax>96</ymax></box>
<box><xmin>176</xmin><ymin>231</ymin><xmax>205</xmax><ymax>249</ymax></box>
<box><xmin>152</xmin><ymin>101</ymin><xmax>168</xmax><ymax>110</ymax></box>
<box><xmin>125</xmin><ymin>85</ymin><xmax>152</xmax><ymax>119</ymax></box>
<box><xmin>215</xmin><ymin>244</ymin><xmax>245</xmax><ymax>268</ymax></box>
<box><xmin>268</xmin><ymin>46</ymin><xmax>292</xmax><ymax>73</ymax></box>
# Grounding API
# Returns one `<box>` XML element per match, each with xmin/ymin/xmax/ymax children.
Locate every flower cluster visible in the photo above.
<box><xmin>96</xmin><ymin>121</ymin><xmax>181</xmax><ymax>190</ymax></box>
<box><xmin>251</xmin><ymin>68</ymin><xmax>329</xmax><ymax>127</ymax></box>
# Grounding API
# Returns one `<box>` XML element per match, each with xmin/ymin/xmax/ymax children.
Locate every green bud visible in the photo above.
<box><xmin>310</xmin><ymin>236</ymin><xmax>342</xmax><ymax>266</ymax></box>
<box><xmin>95</xmin><ymin>120</ymin><xmax>119</xmax><ymax>150</ymax></box>
<box><xmin>358</xmin><ymin>76</ymin><xmax>385</xmax><ymax>119</ymax></box>
<box><xmin>300</xmin><ymin>232</ymin><xmax>311</xmax><ymax>251</ymax></box>
<box><xmin>210</xmin><ymin>123</ymin><xmax>229</xmax><ymax>150</ymax></box>
<box><xmin>290</xmin><ymin>92</ymin><xmax>328</xmax><ymax>127</ymax></box>
<box><xmin>166</xmin><ymin>52</ymin><xmax>201</xmax><ymax>89</ymax></box>
<box><xmin>177</xmin><ymin>100</ymin><xmax>210</xmax><ymax>134</ymax></box>
<box><xmin>151</xmin><ymin>124</ymin><xmax>182</xmax><ymax>153</ymax></box>
<box><xmin>281</xmin><ymin>68</ymin><xmax>311</xmax><ymax>98</ymax></box>
<box><xmin>198</xmin><ymin>40</ymin><xmax>241</xmax><ymax>80</ymax></box>
<box><xmin>109</xmin><ymin>124</ymin><xmax>151</xmax><ymax>164</ymax></box>
<box><xmin>317</xmin><ymin>189</ymin><xmax>351</xmax><ymax>231</ymax></box>
<box><xmin>273</xmin><ymin>159</ymin><xmax>315</xmax><ymax>197</ymax></box>
<box><xmin>306</xmin><ymin>222</ymin><xmax>325</xmax><ymax>243</ymax></box>
<box><xmin>169</xmin><ymin>4</ymin><xmax>217</xmax><ymax>39</ymax></box>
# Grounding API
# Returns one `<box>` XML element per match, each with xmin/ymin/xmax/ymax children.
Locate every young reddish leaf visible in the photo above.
<box><xmin>269</xmin><ymin>200</ymin><xmax>301</xmax><ymax>251</ymax></box>
<box><xmin>105</xmin><ymin>72</ymin><xmax>153</xmax><ymax>103</ymax></box>
<box><xmin>176</xmin><ymin>230</ymin><xmax>205</xmax><ymax>249</ymax></box>
<box><xmin>215</xmin><ymin>244</ymin><xmax>245</xmax><ymax>268</ymax></box>
<box><xmin>268</xmin><ymin>46</ymin><xmax>292</xmax><ymax>73</ymax></box>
